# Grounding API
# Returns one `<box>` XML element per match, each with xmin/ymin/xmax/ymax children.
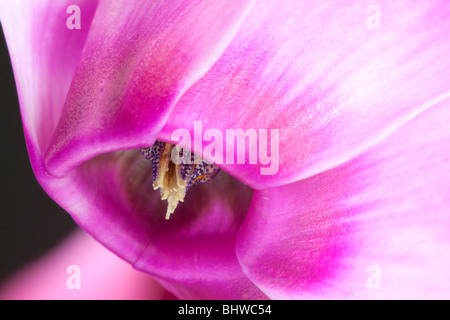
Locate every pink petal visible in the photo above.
<box><xmin>0</xmin><ymin>230</ymin><xmax>174</xmax><ymax>300</ymax></box>
<box><xmin>43</xmin><ymin>0</ymin><xmax>256</xmax><ymax>177</ymax></box>
<box><xmin>129</xmin><ymin>168</ymin><xmax>267</xmax><ymax>300</ymax></box>
<box><xmin>236</xmin><ymin>97</ymin><xmax>450</xmax><ymax>299</ymax></box>
<box><xmin>0</xmin><ymin>0</ymin><xmax>99</xmax><ymax>155</ymax></box>
<box><xmin>22</xmin><ymin>149</ymin><xmax>266</xmax><ymax>299</ymax></box>
<box><xmin>158</xmin><ymin>0</ymin><xmax>450</xmax><ymax>189</ymax></box>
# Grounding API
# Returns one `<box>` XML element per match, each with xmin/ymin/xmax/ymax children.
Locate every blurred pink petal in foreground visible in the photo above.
<box><xmin>0</xmin><ymin>230</ymin><xmax>174</xmax><ymax>300</ymax></box>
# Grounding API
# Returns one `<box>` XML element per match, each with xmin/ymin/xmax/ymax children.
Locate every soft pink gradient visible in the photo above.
<box><xmin>237</xmin><ymin>97</ymin><xmax>450</xmax><ymax>299</ymax></box>
<box><xmin>0</xmin><ymin>230</ymin><xmax>175</xmax><ymax>300</ymax></box>
<box><xmin>159</xmin><ymin>0</ymin><xmax>450</xmax><ymax>189</ymax></box>
<box><xmin>1</xmin><ymin>0</ymin><xmax>450</xmax><ymax>299</ymax></box>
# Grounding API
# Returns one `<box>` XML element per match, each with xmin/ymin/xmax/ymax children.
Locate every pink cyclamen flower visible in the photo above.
<box><xmin>1</xmin><ymin>0</ymin><xmax>450</xmax><ymax>299</ymax></box>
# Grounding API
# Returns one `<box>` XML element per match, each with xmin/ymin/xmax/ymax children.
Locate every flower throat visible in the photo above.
<box><xmin>140</xmin><ymin>141</ymin><xmax>220</xmax><ymax>220</ymax></box>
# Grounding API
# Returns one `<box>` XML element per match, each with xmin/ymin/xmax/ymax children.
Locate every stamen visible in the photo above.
<box><xmin>140</xmin><ymin>141</ymin><xmax>219</xmax><ymax>219</ymax></box>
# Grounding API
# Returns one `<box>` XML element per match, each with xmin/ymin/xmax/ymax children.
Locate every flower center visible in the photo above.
<box><xmin>140</xmin><ymin>141</ymin><xmax>220</xmax><ymax>219</ymax></box>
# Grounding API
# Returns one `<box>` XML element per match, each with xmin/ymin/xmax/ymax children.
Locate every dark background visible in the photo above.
<box><xmin>0</xmin><ymin>24</ymin><xmax>77</xmax><ymax>285</ymax></box>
